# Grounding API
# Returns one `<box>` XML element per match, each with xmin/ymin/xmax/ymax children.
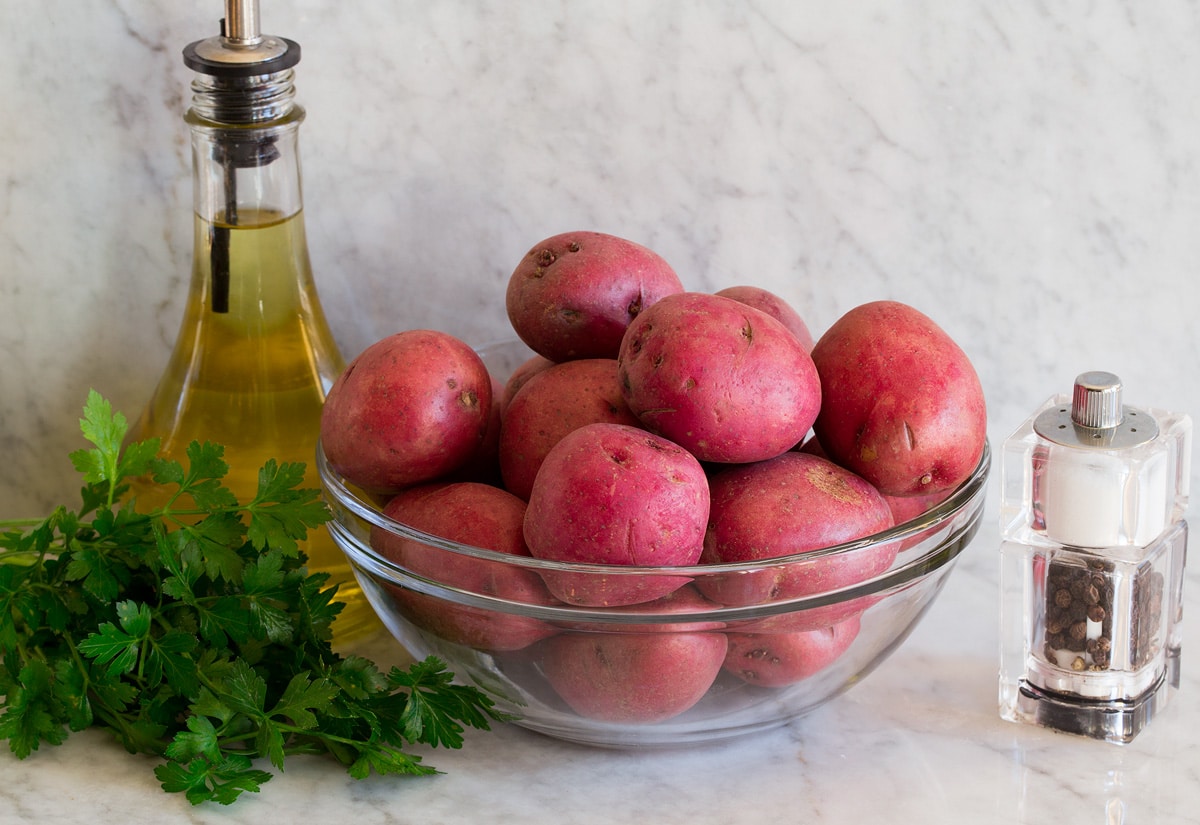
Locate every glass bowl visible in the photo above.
<box><xmin>318</xmin><ymin>339</ymin><xmax>990</xmax><ymax>748</ymax></box>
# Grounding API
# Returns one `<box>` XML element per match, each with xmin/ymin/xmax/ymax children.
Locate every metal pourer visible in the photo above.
<box><xmin>1033</xmin><ymin>371</ymin><xmax>1159</xmax><ymax>450</ymax></box>
<box><xmin>183</xmin><ymin>0</ymin><xmax>299</xmax><ymax>76</ymax></box>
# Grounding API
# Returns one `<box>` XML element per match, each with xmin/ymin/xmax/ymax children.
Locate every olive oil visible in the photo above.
<box><xmin>139</xmin><ymin>211</ymin><xmax>339</xmax><ymax>451</ymax></box>
<box><xmin>130</xmin><ymin>210</ymin><xmax>375</xmax><ymax>644</ymax></box>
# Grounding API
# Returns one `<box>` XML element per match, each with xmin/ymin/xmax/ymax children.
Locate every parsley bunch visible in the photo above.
<box><xmin>0</xmin><ymin>391</ymin><xmax>501</xmax><ymax>805</ymax></box>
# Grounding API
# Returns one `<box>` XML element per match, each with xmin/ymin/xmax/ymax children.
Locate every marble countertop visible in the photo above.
<box><xmin>5</xmin><ymin>514</ymin><xmax>1198</xmax><ymax>824</ymax></box>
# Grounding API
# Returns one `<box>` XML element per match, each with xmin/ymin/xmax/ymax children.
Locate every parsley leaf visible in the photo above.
<box><xmin>0</xmin><ymin>392</ymin><xmax>502</xmax><ymax>806</ymax></box>
<box><xmin>0</xmin><ymin>661</ymin><xmax>70</xmax><ymax>758</ymax></box>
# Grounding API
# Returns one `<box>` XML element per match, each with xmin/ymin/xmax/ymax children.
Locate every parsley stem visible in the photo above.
<box><xmin>91</xmin><ymin>700</ymin><xmax>172</xmax><ymax>754</ymax></box>
<box><xmin>0</xmin><ymin>518</ymin><xmax>43</xmax><ymax>530</ymax></box>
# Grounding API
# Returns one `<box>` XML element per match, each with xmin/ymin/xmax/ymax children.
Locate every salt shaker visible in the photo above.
<box><xmin>999</xmin><ymin>371</ymin><xmax>1191</xmax><ymax>743</ymax></box>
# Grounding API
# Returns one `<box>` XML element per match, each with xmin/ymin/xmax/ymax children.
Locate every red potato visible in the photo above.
<box><xmin>797</xmin><ymin>434</ymin><xmax>828</xmax><ymax>458</ymax></box>
<box><xmin>715</xmin><ymin>285</ymin><xmax>815</xmax><ymax>352</ymax></box>
<box><xmin>723</xmin><ymin>615</ymin><xmax>861</xmax><ymax>687</ymax></box>
<box><xmin>320</xmin><ymin>330</ymin><xmax>492</xmax><ymax>495</ymax></box>
<box><xmin>444</xmin><ymin>374</ymin><xmax>505</xmax><ymax>486</ymax></box>
<box><xmin>539</xmin><ymin>631</ymin><xmax>728</xmax><ymax>723</ymax></box>
<box><xmin>803</xmin><ymin>434</ymin><xmax>951</xmax><ymax>549</ymax></box>
<box><xmin>811</xmin><ymin>300</ymin><xmax>987</xmax><ymax>497</ymax></box>
<box><xmin>884</xmin><ymin>488</ymin><xmax>953</xmax><ymax>525</ymax></box>
<box><xmin>371</xmin><ymin>482</ymin><xmax>559</xmax><ymax>651</ymax></box>
<box><xmin>523</xmin><ymin>423</ymin><xmax>710</xmax><ymax>607</ymax></box>
<box><xmin>501</xmin><ymin>353</ymin><xmax>556</xmax><ymax>408</ymax></box>
<box><xmin>499</xmin><ymin>358</ymin><xmax>642</xmax><ymax>500</ymax></box>
<box><xmin>565</xmin><ymin>584</ymin><xmax>727</xmax><ymax>634</ymax></box>
<box><xmin>505</xmin><ymin>231</ymin><xmax>684</xmax><ymax>361</ymax></box>
<box><xmin>697</xmin><ymin>451</ymin><xmax>896</xmax><ymax>628</ymax></box>
<box><xmin>883</xmin><ymin>488</ymin><xmax>954</xmax><ymax>553</ymax></box>
<box><xmin>618</xmin><ymin>292</ymin><xmax>821</xmax><ymax>464</ymax></box>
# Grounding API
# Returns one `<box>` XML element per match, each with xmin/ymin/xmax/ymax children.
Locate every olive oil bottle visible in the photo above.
<box><xmin>128</xmin><ymin>1</ymin><xmax>376</xmax><ymax>643</ymax></box>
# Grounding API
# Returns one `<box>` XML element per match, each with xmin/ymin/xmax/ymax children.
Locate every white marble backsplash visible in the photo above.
<box><xmin>2</xmin><ymin>3</ymin><xmax>1199</xmax><ymax>515</ymax></box>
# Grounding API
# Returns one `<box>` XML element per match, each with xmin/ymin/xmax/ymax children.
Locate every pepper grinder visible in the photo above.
<box><xmin>127</xmin><ymin>0</ymin><xmax>377</xmax><ymax>642</ymax></box>
<box><xmin>999</xmin><ymin>371</ymin><xmax>1191</xmax><ymax>743</ymax></box>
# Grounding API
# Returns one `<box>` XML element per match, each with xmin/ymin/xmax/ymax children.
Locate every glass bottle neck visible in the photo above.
<box><xmin>186</xmin><ymin>70</ymin><xmax>306</xmax><ymax>229</ymax></box>
<box><xmin>187</xmin><ymin>67</ymin><xmax>299</xmax><ymax>124</ymax></box>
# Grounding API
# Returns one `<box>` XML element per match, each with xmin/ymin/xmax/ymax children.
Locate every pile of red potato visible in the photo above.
<box><xmin>319</xmin><ymin>230</ymin><xmax>987</xmax><ymax>723</ymax></box>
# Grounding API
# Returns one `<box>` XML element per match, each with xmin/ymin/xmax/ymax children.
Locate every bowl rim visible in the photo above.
<box><xmin>328</xmin><ymin>513</ymin><xmax>980</xmax><ymax>625</ymax></box>
<box><xmin>317</xmin><ymin>431</ymin><xmax>990</xmax><ymax>574</ymax></box>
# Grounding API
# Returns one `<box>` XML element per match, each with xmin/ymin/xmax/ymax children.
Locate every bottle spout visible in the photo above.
<box><xmin>223</xmin><ymin>0</ymin><xmax>264</xmax><ymax>46</ymax></box>
<box><xmin>184</xmin><ymin>0</ymin><xmax>299</xmax><ymax>77</ymax></box>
